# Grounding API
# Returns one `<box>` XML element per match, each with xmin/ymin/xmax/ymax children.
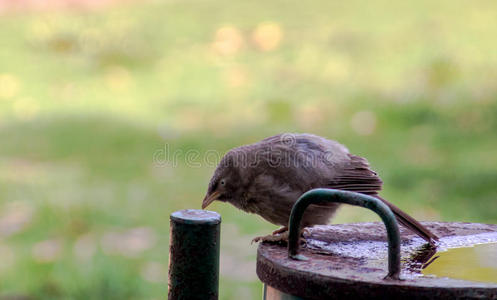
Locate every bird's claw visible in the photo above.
<box><xmin>272</xmin><ymin>226</ymin><xmax>288</xmax><ymax>235</ymax></box>
<box><xmin>251</xmin><ymin>231</ymin><xmax>289</xmax><ymax>245</ymax></box>
<box><xmin>251</xmin><ymin>231</ymin><xmax>306</xmax><ymax>246</ymax></box>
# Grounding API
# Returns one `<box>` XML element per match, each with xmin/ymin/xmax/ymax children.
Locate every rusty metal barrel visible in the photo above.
<box><xmin>257</xmin><ymin>189</ymin><xmax>497</xmax><ymax>300</ymax></box>
<box><xmin>168</xmin><ymin>209</ymin><xmax>221</xmax><ymax>300</ymax></box>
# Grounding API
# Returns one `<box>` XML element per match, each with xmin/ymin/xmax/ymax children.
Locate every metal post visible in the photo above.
<box><xmin>287</xmin><ymin>188</ymin><xmax>401</xmax><ymax>280</ymax></box>
<box><xmin>168</xmin><ymin>209</ymin><xmax>221</xmax><ymax>299</ymax></box>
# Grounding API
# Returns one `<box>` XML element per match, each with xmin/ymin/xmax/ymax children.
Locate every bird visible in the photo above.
<box><xmin>202</xmin><ymin>133</ymin><xmax>438</xmax><ymax>245</ymax></box>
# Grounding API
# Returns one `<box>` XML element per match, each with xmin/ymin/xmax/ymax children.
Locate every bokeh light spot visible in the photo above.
<box><xmin>251</xmin><ymin>22</ymin><xmax>283</xmax><ymax>52</ymax></box>
<box><xmin>212</xmin><ymin>26</ymin><xmax>244</xmax><ymax>56</ymax></box>
<box><xmin>32</xmin><ymin>239</ymin><xmax>63</xmax><ymax>263</ymax></box>
<box><xmin>0</xmin><ymin>201</ymin><xmax>35</xmax><ymax>238</ymax></box>
<box><xmin>104</xmin><ymin>65</ymin><xmax>132</xmax><ymax>93</ymax></box>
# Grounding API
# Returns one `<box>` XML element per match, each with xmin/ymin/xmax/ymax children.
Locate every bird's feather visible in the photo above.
<box><xmin>327</xmin><ymin>153</ymin><xmax>438</xmax><ymax>243</ymax></box>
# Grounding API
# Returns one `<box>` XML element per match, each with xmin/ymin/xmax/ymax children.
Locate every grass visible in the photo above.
<box><xmin>0</xmin><ymin>0</ymin><xmax>497</xmax><ymax>299</ymax></box>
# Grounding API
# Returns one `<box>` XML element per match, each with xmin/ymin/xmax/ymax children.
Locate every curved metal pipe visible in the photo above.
<box><xmin>287</xmin><ymin>188</ymin><xmax>401</xmax><ymax>280</ymax></box>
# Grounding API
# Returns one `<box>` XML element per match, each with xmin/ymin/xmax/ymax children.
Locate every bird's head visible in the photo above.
<box><xmin>202</xmin><ymin>151</ymin><xmax>242</xmax><ymax>209</ymax></box>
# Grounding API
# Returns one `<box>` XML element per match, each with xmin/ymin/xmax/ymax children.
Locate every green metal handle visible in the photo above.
<box><xmin>287</xmin><ymin>188</ymin><xmax>401</xmax><ymax>280</ymax></box>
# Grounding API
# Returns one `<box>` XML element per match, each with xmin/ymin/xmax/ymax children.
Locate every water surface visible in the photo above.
<box><xmin>422</xmin><ymin>243</ymin><xmax>497</xmax><ymax>284</ymax></box>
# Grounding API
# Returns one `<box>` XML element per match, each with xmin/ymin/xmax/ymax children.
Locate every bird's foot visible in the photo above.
<box><xmin>302</xmin><ymin>227</ymin><xmax>310</xmax><ymax>237</ymax></box>
<box><xmin>251</xmin><ymin>230</ymin><xmax>306</xmax><ymax>246</ymax></box>
<box><xmin>252</xmin><ymin>231</ymin><xmax>289</xmax><ymax>245</ymax></box>
<box><xmin>272</xmin><ymin>226</ymin><xmax>288</xmax><ymax>235</ymax></box>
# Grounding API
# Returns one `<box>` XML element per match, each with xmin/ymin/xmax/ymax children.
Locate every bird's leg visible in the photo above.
<box><xmin>272</xmin><ymin>226</ymin><xmax>288</xmax><ymax>235</ymax></box>
<box><xmin>251</xmin><ymin>231</ymin><xmax>289</xmax><ymax>244</ymax></box>
<box><xmin>251</xmin><ymin>226</ymin><xmax>306</xmax><ymax>245</ymax></box>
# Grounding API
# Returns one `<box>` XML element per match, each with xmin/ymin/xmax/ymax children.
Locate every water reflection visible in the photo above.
<box><xmin>404</xmin><ymin>242</ymin><xmax>439</xmax><ymax>272</ymax></box>
<box><xmin>406</xmin><ymin>242</ymin><xmax>497</xmax><ymax>284</ymax></box>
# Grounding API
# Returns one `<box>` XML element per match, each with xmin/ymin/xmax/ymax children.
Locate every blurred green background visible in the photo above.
<box><xmin>1</xmin><ymin>0</ymin><xmax>497</xmax><ymax>299</ymax></box>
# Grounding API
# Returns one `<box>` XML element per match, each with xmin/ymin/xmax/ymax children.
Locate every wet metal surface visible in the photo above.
<box><xmin>170</xmin><ymin>209</ymin><xmax>222</xmax><ymax>225</ymax></box>
<box><xmin>257</xmin><ymin>222</ymin><xmax>497</xmax><ymax>300</ymax></box>
<box><xmin>287</xmin><ymin>189</ymin><xmax>401</xmax><ymax>279</ymax></box>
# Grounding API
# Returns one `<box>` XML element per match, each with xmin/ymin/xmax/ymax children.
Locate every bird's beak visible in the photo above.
<box><xmin>202</xmin><ymin>191</ymin><xmax>221</xmax><ymax>209</ymax></box>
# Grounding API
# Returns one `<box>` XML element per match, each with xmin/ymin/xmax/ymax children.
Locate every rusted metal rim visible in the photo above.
<box><xmin>288</xmin><ymin>188</ymin><xmax>401</xmax><ymax>279</ymax></box>
<box><xmin>258</xmin><ymin>222</ymin><xmax>497</xmax><ymax>300</ymax></box>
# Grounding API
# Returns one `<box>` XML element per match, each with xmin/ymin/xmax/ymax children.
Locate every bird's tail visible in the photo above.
<box><xmin>377</xmin><ymin>196</ymin><xmax>439</xmax><ymax>245</ymax></box>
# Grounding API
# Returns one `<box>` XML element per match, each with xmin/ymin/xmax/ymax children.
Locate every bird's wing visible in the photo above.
<box><xmin>328</xmin><ymin>154</ymin><xmax>383</xmax><ymax>195</ymax></box>
<box><xmin>326</xmin><ymin>154</ymin><xmax>438</xmax><ymax>244</ymax></box>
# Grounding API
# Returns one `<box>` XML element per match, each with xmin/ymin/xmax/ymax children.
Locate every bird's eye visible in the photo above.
<box><xmin>220</xmin><ymin>179</ymin><xmax>225</xmax><ymax>186</ymax></box>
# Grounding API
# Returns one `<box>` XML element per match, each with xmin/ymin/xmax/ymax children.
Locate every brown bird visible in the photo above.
<box><xmin>202</xmin><ymin>133</ymin><xmax>438</xmax><ymax>244</ymax></box>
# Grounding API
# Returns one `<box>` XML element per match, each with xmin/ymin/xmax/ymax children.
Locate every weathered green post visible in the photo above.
<box><xmin>168</xmin><ymin>209</ymin><xmax>221</xmax><ymax>300</ymax></box>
